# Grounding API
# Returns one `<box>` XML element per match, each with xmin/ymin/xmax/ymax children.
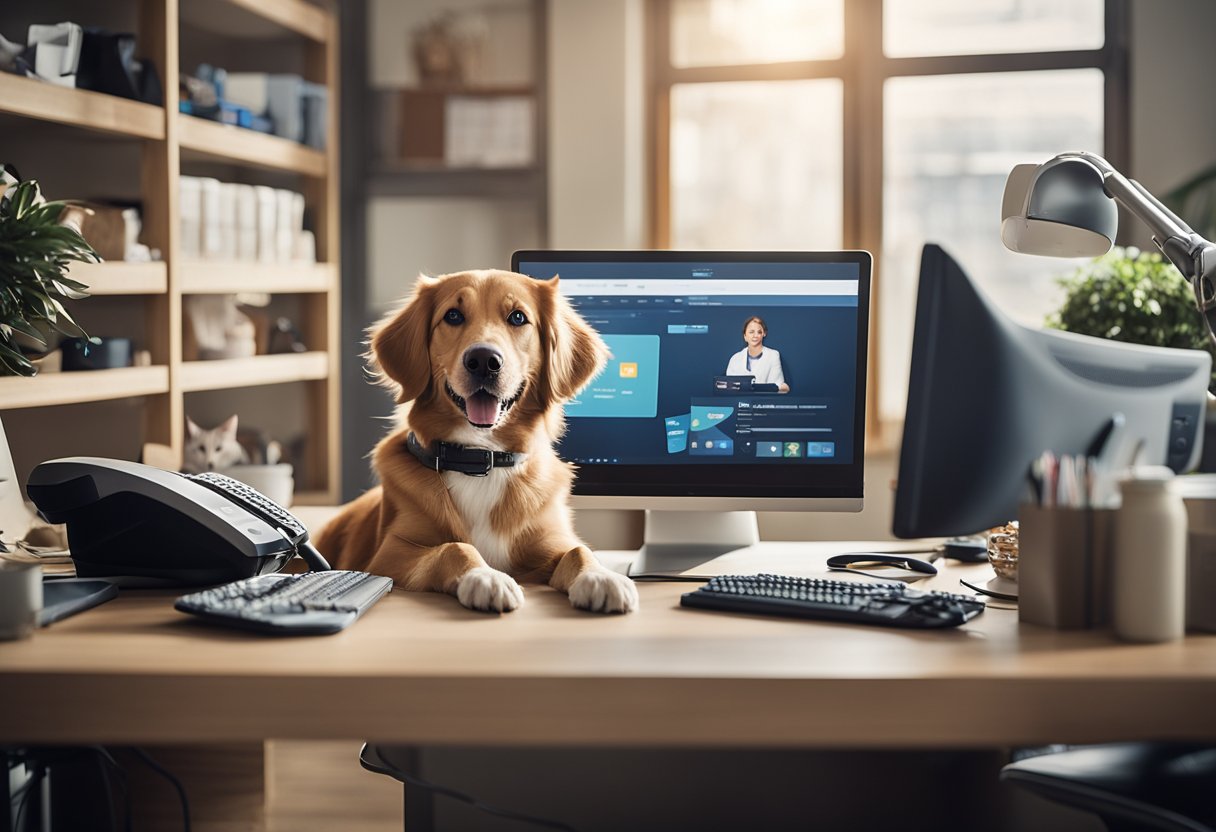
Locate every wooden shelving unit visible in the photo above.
<box><xmin>0</xmin><ymin>0</ymin><xmax>341</xmax><ymax>503</ymax></box>
<box><xmin>180</xmin><ymin>262</ymin><xmax>335</xmax><ymax>294</ymax></box>
<box><xmin>182</xmin><ymin>0</ymin><xmax>330</xmax><ymax>42</ymax></box>
<box><xmin>180</xmin><ymin>352</ymin><xmax>329</xmax><ymax>392</ymax></box>
<box><xmin>178</xmin><ymin>115</ymin><xmax>327</xmax><ymax>176</ymax></box>
<box><xmin>0</xmin><ymin>72</ymin><xmax>165</xmax><ymax>139</ymax></box>
<box><xmin>68</xmin><ymin>262</ymin><xmax>169</xmax><ymax>295</ymax></box>
<box><xmin>0</xmin><ymin>366</ymin><xmax>170</xmax><ymax>410</ymax></box>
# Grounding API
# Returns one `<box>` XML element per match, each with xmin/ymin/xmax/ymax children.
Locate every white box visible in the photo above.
<box><xmin>28</xmin><ymin>23</ymin><xmax>81</xmax><ymax>88</ymax></box>
<box><xmin>178</xmin><ymin>175</ymin><xmax>201</xmax><ymax>260</ymax></box>
<box><xmin>217</xmin><ymin>183</ymin><xmax>238</xmax><ymax>261</ymax></box>
<box><xmin>293</xmin><ymin>230</ymin><xmax>316</xmax><ymax>264</ymax></box>
<box><xmin>224</xmin><ymin>72</ymin><xmax>270</xmax><ymax>115</ymax></box>
<box><xmin>290</xmin><ymin>191</ymin><xmax>305</xmax><ymax>235</ymax></box>
<box><xmin>198</xmin><ymin>178</ymin><xmax>223</xmax><ymax>260</ymax></box>
<box><xmin>253</xmin><ymin>185</ymin><xmax>277</xmax><ymax>263</ymax></box>
<box><xmin>232</xmin><ymin>184</ymin><xmax>258</xmax><ymax>262</ymax></box>
<box><xmin>274</xmin><ymin>189</ymin><xmax>296</xmax><ymax>263</ymax></box>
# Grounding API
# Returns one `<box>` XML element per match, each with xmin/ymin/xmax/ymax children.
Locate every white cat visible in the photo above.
<box><xmin>182</xmin><ymin>415</ymin><xmax>248</xmax><ymax>474</ymax></box>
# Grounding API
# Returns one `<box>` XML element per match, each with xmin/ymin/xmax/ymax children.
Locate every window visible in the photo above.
<box><xmin>670</xmin><ymin>79</ymin><xmax>843</xmax><ymax>250</ymax></box>
<box><xmin>651</xmin><ymin>0</ymin><xmax>1123</xmax><ymax>432</ymax></box>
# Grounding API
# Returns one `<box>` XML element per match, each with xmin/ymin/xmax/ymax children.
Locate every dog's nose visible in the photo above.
<box><xmin>463</xmin><ymin>345</ymin><xmax>504</xmax><ymax>380</ymax></box>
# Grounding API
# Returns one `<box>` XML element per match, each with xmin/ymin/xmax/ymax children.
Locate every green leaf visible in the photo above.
<box><xmin>0</xmin><ymin>339</ymin><xmax>35</xmax><ymax>375</ymax></box>
<box><xmin>4</xmin><ymin>317</ymin><xmax>47</xmax><ymax>347</ymax></box>
<box><xmin>8</xmin><ymin>181</ymin><xmax>39</xmax><ymax>219</ymax></box>
<box><xmin>54</xmin><ymin>276</ymin><xmax>90</xmax><ymax>292</ymax></box>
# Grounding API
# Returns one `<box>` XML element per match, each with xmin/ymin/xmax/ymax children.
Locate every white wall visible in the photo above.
<box><xmin>366</xmin><ymin>198</ymin><xmax>541</xmax><ymax>310</ymax></box>
<box><xmin>547</xmin><ymin>0</ymin><xmax>647</xmax><ymax>248</ymax></box>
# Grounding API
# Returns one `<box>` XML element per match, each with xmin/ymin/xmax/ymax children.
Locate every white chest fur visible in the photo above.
<box><xmin>442</xmin><ymin>466</ymin><xmax>519</xmax><ymax>571</ymax></box>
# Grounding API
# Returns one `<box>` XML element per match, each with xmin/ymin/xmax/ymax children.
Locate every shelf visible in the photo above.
<box><xmin>68</xmin><ymin>262</ymin><xmax>168</xmax><ymax>295</ymax></box>
<box><xmin>180</xmin><ymin>262</ymin><xmax>336</xmax><ymax>294</ymax></box>
<box><xmin>368</xmin><ymin>166</ymin><xmax>543</xmax><ymax>198</ymax></box>
<box><xmin>0</xmin><ymin>366</ymin><xmax>170</xmax><ymax>410</ymax></box>
<box><xmin>181</xmin><ymin>0</ymin><xmax>332</xmax><ymax>43</ymax></box>
<box><xmin>399</xmin><ymin>85</ymin><xmax>536</xmax><ymax>97</ymax></box>
<box><xmin>180</xmin><ymin>352</ymin><xmax>329</xmax><ymax>392</ymax></box>
<box><xmin>178</xmin><ymin>116</ymin><xmax>327</xmax><ymax>177</ymax></box>
<box><xmin>0</xmin><ymin>74</ymin><xmax>164</xmax><ymax>140</ymax></box>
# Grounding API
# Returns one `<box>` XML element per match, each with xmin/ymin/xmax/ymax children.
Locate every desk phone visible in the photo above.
<box><xmin>27</xmin><ymin>457</ymin><xmax>331</xmax><ymax>587</ymax></box>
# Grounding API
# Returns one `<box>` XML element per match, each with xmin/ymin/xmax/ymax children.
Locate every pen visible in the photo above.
<box><xmin>1059</xmin><ymin>455</ymin><xmax>1075</xmax><ymax>508</ymax></box>
<box><xmin>1027</xmin><ymin>459</ymin><xmax>1043</xmax><ymax>505</ymax></box>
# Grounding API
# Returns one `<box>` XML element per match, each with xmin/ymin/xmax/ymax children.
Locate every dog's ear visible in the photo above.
<box><xmin>369</xmin><ymin>274</ymin><xmax>437</xmax><ymax>404</ymax></box>
<box><xmin>539</xmin><ymin>276</ymin><xmax>608</xmax><ymax>403</ymax></box>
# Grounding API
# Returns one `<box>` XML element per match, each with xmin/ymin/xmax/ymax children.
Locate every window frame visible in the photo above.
<box><xmin>648</xmin><ymin>0</ymin><xmax>1129</xmax><ymax>442</ymax></box>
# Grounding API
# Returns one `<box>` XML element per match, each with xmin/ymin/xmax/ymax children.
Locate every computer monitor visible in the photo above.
<box><xmin>893</xmin><ymin>244</ymin><xmax>1211</xmax><ymax>539</ymax></box>
<box><xmin>512</xmin><ymin>250</ymin><xmax>871</xmax><ymax>577</ymax></box>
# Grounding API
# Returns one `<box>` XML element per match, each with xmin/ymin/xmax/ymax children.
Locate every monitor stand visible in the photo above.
<box><xmin>627</xmin><ymin>510</ymin><xmax>759</xmax><ymax>580</ymax></box>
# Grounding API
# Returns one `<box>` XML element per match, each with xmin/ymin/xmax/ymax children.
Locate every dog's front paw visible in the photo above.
<box><xmin>568</xmin><ymin>570</ymin><xmax>639</xmax><ymax>614</ymax></box>
<box><xmin>456</xmin><ymin>567</ymin><xmax>525</xmax><ymax>613</ymax></box>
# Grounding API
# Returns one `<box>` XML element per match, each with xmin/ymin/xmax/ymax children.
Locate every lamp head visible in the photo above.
<box><xmin>1000</xmin><ymin>156</ymin><xmax>1118</xmax><ymax>257</ymax></box>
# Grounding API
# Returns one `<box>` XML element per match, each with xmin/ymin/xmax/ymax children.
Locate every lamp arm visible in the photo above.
<box><xmin>1101</xmin><ymin>169</ymin><xmax>1194</xmax><ymax>243</ymax></box>
<box><xmin>1125</xmin><ymin>177</ymin><xmax>1195</xmax><ymax>236</ymax></box>
<box><xmin>1104</xmin><ymin>169</ymin><xmax>1216</xmax><ymax>347</ymax></box>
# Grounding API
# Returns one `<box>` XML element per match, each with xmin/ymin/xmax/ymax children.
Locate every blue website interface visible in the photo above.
<box><xmin>516</xmin><ymin>260</ymin><xmax>861</xmax><ymax>467</ymax></box>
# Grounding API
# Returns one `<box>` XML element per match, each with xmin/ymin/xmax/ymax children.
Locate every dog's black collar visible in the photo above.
<box><xmin>406</xmin><ymin>432</ymin><xmax>520</xmax><ymax>477</ymax></box>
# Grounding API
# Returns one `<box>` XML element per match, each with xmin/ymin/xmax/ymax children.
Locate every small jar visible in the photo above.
<box><xmin>987</xmin><ymin>522</ymin><xmax>1019</xmax><ymax>582</ymax></box>
<box><xmin>1113</xmin><ymin>467</ymin><xmax>1187</xmax><ymax>643</ymax></box>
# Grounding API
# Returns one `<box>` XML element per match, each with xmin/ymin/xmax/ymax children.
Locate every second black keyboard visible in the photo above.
<box><xmin>681</xmin><ymin>573</ymin><xmax>985</xmax><ymax>629</ymax></box>
<box><xmin>176</xmin><ymin>570</ymin><xmax>393</xmax><ymax>635</ymax></box>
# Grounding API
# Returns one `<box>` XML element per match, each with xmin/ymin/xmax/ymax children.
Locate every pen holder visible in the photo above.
<box><xmin>1017</xmin><ymin>504</ymin><xmax>1114</xmax><ymax>629</ymax></box>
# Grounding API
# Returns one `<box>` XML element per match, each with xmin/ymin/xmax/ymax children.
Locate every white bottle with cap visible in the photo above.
<box><xmin>1112</xmin><ymin>466</ymin><xmax>1187</xmax><ymax>642</ymax></box>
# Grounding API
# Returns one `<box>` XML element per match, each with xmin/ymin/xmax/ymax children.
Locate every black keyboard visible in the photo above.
<box><xmin>175</xmin><ymin>570</ymin><xmax>393</xmax><ymax>635</ymax></box>
<box><xmin>680</xmin><ymin>573</ymin><xmax>985</xmax><ymax>629</ymax></box>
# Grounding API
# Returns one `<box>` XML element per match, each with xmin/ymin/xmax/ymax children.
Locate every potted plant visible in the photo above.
<box><xmin>0</xmin><ymin>178</ymin><xmax>97</xmax><ymax>376</ymax></box>
<box><xmin>1050</xmin><ymin>246</ymin><xmax>1216</xmax><ymax>380</ymax></box>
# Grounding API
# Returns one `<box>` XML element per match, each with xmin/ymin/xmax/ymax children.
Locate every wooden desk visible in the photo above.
<box><xmin>3</xmin><ymin>542</ymin><xmax>1215</xmax><ymax>749</ymax></box>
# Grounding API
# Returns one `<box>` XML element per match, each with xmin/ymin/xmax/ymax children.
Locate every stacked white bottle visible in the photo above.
<box><xmin>1113</xmin><ymin>466</ymin><xmax>1187</xmax><ymax>642</ymax></box>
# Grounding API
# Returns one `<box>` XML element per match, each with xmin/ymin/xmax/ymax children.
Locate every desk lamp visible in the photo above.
<box><xmin>1001</xmin><ymin>151</ymin><xmax>1216</xmax><ymax>348</ymax></box>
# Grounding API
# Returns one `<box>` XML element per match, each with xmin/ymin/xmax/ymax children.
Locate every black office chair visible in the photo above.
<box><xmin>1000</xmin><ymin>743</ymin><xmax>1216</xmax><ymax>832</ymax></box>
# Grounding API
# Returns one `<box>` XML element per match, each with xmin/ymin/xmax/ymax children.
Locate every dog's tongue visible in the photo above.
<box><xmin>466</xmin><ymin>391</ymin><xmax>500</xmax><ymax>426</ymax></box>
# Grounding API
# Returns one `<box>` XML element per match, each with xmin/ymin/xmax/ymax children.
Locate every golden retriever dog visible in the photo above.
<box><xmin>316</xmin><ymin>269</ymin><xmax>640</xmax><ymax>614</ymax></box>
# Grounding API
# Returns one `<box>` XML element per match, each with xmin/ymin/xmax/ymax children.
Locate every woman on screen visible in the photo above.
<box><xmin>725</xmin><ymin>316</ymin><xmax>789</xmax><ymax>393</ymax></box>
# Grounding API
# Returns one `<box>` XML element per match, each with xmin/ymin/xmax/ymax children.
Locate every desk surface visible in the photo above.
<box><xmin>3</xmin><ymin>540</ymin><xmax>1215</xmax><ymax>749</ymax></box>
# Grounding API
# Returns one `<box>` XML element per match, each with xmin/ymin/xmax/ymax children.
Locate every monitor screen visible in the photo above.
<box><xmin>512</xmin><ymin>251</ymin><xmax>871</xmax><ymax>502</ymax></box>
<box><xmin>893</xmin><ymin>244</ymin><xmax>1210</xmax><ymax>538</ymax></box>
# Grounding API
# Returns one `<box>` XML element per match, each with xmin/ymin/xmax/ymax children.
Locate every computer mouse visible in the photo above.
<box><xmin>941</xmin><ymin>539</ymin><xmax>988</xmax><ymax>563</ymax></box>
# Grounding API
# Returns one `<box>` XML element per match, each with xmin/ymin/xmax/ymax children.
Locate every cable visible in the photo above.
<box><xmin>131</xmin><ymin>748</ymin><xmax>191</xmax><ymax>832</ymax></box>
<box><xmin>93</xmin><ymin>746</ymin><xmax>133</xmax><ymax>832</ymax></box>
<box><xmin>388</xmin><ymin>766</ymin><xmax>581</xmax><ymax>832</ymax></box>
